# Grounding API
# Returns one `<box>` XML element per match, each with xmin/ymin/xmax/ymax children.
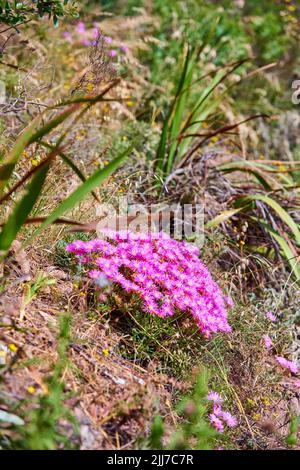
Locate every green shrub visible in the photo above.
<box><xmin>0</xmin><ymin>1</ymin><xmax>78</xmax><ymax>28</ymax></box>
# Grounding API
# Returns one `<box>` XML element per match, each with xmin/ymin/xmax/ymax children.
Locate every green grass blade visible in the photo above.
<box><xmin>218</xmin><ymin>163</ymin><xmax>274</xmax><ymax>190</ymax></box>
<box><xmin>250</xmin><ymin>216</ymin><xmax>300</xmax><ymax>280</ymax></box>
<box><xmin>26</xmin><ymin>146</ymin><xmax>132</xmax><ymax>242</ymax></box>
<box><xmin>40</xmin><ymin>141</ymin><xmax>99</xmax><ymax>202</ymax></box>
<box><xmin>155</xmin><ymin>117</ymin><xmax>169</xmax><ymax>177</ymax></box>
<box><xmin>0</xmin><ymin>163</ymin><xmax>50</xmax><ymax>254</ymax></box>
<box><xmin>28</xmin><ymin>105</ymin><xmax>80</xmax><ymax>145</ymax></box>
<box><xmin>165</xmin><ymin>49</ymin><xmax>195</xmax><ymax>175</ymax></box>
<box><xmin>205</xmin><ymin>208</ymin><xmax>243</xmax><ymax>229</ymax></box>
<box><xmin>0</xmin><ymin>115</ymin><xmax>42</xmax><ymax>193</ymax></box>
<box><xmin>235</xmin><ymin>195</ymin><xmax>300</xmax><ymax>245</ymax></box>
<box><xmin>0</xmin><ymin>105</ymin><xmax>79</xmax><ymax>195</ymax></box>
<box><xmin>155</xmin><ymin>47</ymin><xmax>193</xmax><ymax>178</ymax></box>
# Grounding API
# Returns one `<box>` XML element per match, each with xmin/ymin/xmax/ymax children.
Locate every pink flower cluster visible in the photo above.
<box><xmin>275</xmin><ymin>356</ymin><xmax>298</xmax><ymax>374</ymax></box>
<box><xmin>207</xmin><ymin>391</ymin><xmax>237</xmax><ymax>433</ymax></box>
<box><xmin>66</xmin><ymin>231</ymin><xmax>232</xmax><ymax>337</ymax></box>
<box><xmin>62</xmin><ymin>22</ymin><xmax>129</xmax><ymax>56</ymax></box>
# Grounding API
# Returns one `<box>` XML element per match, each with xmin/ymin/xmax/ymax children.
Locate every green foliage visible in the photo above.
<box><xmin>0</xmin><ymin>1</ymin><xmax>78</xmax><ymax>28</ymax></box>
<box><xmin>148</xmin><ymin>0</ymin><xmax>297</xmax><ymax>77</ymax></box>
<box><xmin>154</xmin><ymin>47</ymin><xmax>245</xmax><ymax>183</ymax></box>
<box><xmin>145</xmin><ymin>370</ymin><xmax>216</xmax><ymax>450</ymax></box>
<box><xmin>286</xmin><ymin>414</ymin><xmax>300</xmax><ymax>447</ymax></box>
<box><xmin>22</xmin><ymin>272</ymin><xmax>56</xmax><ymax>310</ymax></box>
<box><xmin>137</xmin><ymin>0</ymin><xmax>298</xmax><ymax>120</ymax></box>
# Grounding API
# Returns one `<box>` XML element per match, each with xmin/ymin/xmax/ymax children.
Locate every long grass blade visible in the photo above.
<box><xmin>0</xmin><ymin>115</ymin><xmax>42</xmax><ymax>193</ymax></box>
<box><xmin>40</xmin><ymin>141</ymin><xmax>100</xmax><ymax>202</ymax></box>
<box><xmin>250</xmin><ymin>216</ymin><xmax>300</xmax><ymax>280</ymax></box>
<box><xmin>25</xmin><ymin>146</ymin><xmax>132</xmax><ymax>243</ymax></box>
<box><xmin>235</xmin><ymin>194</ymin><xmax>300</xmax><ymax>245</ymax></box>
<box><xmin>0</xmin><ymin>163</ymin><xmax>51</xmax><ymax>254</ymax></box>
<box><xmin>205</xmin><ymin>208</ymin><xmax>243</xmax><ymax>229</ymax></box>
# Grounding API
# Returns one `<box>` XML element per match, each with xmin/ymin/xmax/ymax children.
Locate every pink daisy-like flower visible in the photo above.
<box><xmin>224</xmin><ymin>296</ymin><xmax>234</xmax><ymax>308</ymax></box>
<box><xmin>276</xmin><ymin>356</ymin><xmax>298</xmax><ymax>374</ymax></box>
<box><xmin>220</xmin><ymin>411</ymin><xmax>237</xmax><ymax>428</ymax></box>
<box><xmin>291</xmin><ymin>380</ymin><xmax>300</xmax><ymax>389</ymax></box>
<box><xmin>263</xmin><ymin>334</ymin><xmax>273</xmax><ymax>350</ymax></box>
<box><xmin>209</xmin><ymin>413</ymin><xmax>224</xmax><ymax>433</ymax></box>
<box><xmin>92</xmin><ymin>27</ymin><xmax>99</xmax><ymax>39</ymax></box>
<box><xmin>266</xmin><ymin>311</ymin><xmax>277</xmax><ymax>322</ymax></box>
<box><xmin>207</xmin><ymin>391</ymin><xmax>223</xmax><ymax>405</ymax></box>
<box><xmin>88</xmin><ymin>269</ymin><xmax>101</xmax><ymax>280</ymax></box>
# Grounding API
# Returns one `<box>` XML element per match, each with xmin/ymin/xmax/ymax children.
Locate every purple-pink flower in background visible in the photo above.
<box><xmin>62</xmin><ymin>32</ymin><xmax>72</xmax><ymax>41</ymax></box>
<box><xmin>103</xmin><ymin>35</ymin><xmax>113</xmax><ymax>44</ymax></box>
<box><xmin>76</xmin><ymin>21</ymin><xmax>86</xmax><ymax>35</ymax></box>
<box><xmin>92</xmin><ymin>27</ymin><xmax>100</xmax><ymax>39</ymax></box>
<box><xmin>120</xmin><ymin>44</ymin><xmax>129</xmax><ymax>53</ymax></box>
<box><xmin>66</xmin><ymin>231</ymin><xmax>232</xmax><ymax>337</ymax></box>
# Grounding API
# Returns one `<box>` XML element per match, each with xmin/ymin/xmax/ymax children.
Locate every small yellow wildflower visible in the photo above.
<box><xmin>261</xmin><ymin>396</ymin><xmax>270</xmax><ymax>406</ymax></box>
<box><xmin>27</xmin><ymin>386</ymin><xmax>36</xmax><ymax>395</ymax></box>
<box><xmin>287</xmin><ymin>14</ymin><xmax>296</xmax><ymax>22</ymax></box>
<box><xmin>278</xmin><ymin>164</ymin><xmax>287</xmax><ymax>172</ymax></box>
<box><xmin>246</xmin><ymin>398</ymin><xmax>256</xmax><ymax>408</ymax></box>
<box><xmin>126</xmin><ymin>101</ymin><xmax>134</xmax><ymax>107</ymax></box>
<box><xmin>102</xmin><ymin>348</ymin><xmax>109</xmax><ymax>357</ymax></box>
<box><xmin>287</xmin><ymin>5</ymin><xmax>296</xmax><ymax>11</ymax></box>
<box><xmin>253</xmin><ymin>413</ymin><xmax>261</xmax><ymax>421</ymax></box>
<box><xmin>8</xmin><ymin>343</ymin><xmax>18</xmax><ymax>353</ymax></box>
<box><xmin>86</xmin><ymin>83</ymin><xmax>94</xmax><ymax>93</ymax></box>
<box><xmin>31</xmin><ymin>159</ymin><xmax>39</xmax><ymax>167</ymax></box>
